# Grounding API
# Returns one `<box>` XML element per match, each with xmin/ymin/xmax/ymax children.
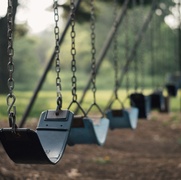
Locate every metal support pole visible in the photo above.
<box><xmin>74</xmin><ymin>0</ymin><xmax>130</xmax><ymax>114</ymax></box>
<box><xmin>19</xmin><ymin>0</ymin><xmax>82</xmax><ymax>127</ymax></box>
<box><xmin>105</xmin><ymin>0</ymin><xmax>158</xmax><ymax>109</ymax></box>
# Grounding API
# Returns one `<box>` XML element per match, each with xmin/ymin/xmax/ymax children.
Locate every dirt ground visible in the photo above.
<box><xmin>0</xmin><ymin>111</ymin><xmax>181</xmax><ymax>180</ymax></box>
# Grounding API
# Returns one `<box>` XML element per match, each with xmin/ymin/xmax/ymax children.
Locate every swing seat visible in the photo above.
<box><xmin>67</xmin><ymin>116</ymin><xmax>109</xmax><ymax>146</ymax></box>
<box><xmin>165</xmin><ymin>84</ymin><xmax>178</xmax><ymax>97</ymax></box>
<box><xmin>159</xmin><ymin>96</ymin><xmax>170</xmax><ymax>113</ymax></box>
<box><xmin>0</xmin><ymin>110</ymin><xmax>73</xmax><ymax>164</ymax></box>
<box><xmin>166</xmin><ymin>72</ymin><xmax>181</xmax><ymax>89</ymax></box>
<box><xmin>130</xmin><ymin>93</ymin><xmax>151</xmax><ymax>119</ymax></box>
<box><xmin>149</xmin><ymin>91</ymin><xmax>165</xmax><ymax>110</ymax></box>
<box><xmin>106</xmin><ymin>107</ymin><xmax>138</xmax><ymax>130</ymax></box>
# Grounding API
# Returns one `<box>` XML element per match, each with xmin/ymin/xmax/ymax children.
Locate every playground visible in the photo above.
<box><xmin>0</xmin><ymin>0</ymin><xmax>181</xmax><ymax>179</ymax></box>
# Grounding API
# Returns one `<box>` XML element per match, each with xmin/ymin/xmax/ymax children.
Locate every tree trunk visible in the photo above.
<box><xmin>0</xmin><ymin>0</ymin><xmax>18</xmax><ymax>94</ymax></box>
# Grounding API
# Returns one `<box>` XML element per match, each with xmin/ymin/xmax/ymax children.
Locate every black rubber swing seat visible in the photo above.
<box><xmin>130</xmin><ymin>93</ymin><xmax>151</xmax><ymax>119</ymax></box>
<box><xmin>0</xmin><ymin>109</ymin><xmax>73</xmax><ymax>164</ymax></box>
<box><xmin>149</xmin><ymin>90</ymin><xmax>165</xmax><ymax>111</ymax></box>
<box><xmin>165</xmin><ymin>83</ymin><xmax>178</xmax><ymax>97</ymax></box>
<box><xmin>67</xmin><ymin>115</ymin><xmax>109</xmax><ymax>146</ymax></box>
<box><xmin>106</xmin><ymin>107</ymin><xmax>138</xmax><ymax>130</ymax></box>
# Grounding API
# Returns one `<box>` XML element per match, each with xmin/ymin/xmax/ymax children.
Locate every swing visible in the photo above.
<box><xmin>148</xmin><ymin>18</ymin><xmax>165</xmax><ymax>111</ymax></box>
<box><xmin>68</xmin><ymin>105</ymin><xmax>109</xmax><ymax>146</ymax></box>
<box><xmin>130</xmin><ymin>93</ymin><xmax>150</xmax><ymax>119</ymax></box>
<box><xmin>129</xmin><ymin>51</ymin><xmax>151</xmax><ymax>119</ymax></box>
<box><xmin>106</xmin><ymin>2</ymin><xmax>138</xmax><ymax>130</ymax></box>
<box><xmin>0</xmin><ymin>110</ymin><xmax>73</xmax><ymax>164</ymax></box>
<box><xmin>129</xmin><ymin>0</ymin><xmax>151</xmax><ymax>119</ymax></box>
<box><xmin>165</xmin><ymin>13</ymin><xmax>181</xmax><ymax>97</ymax></box>
<box><xmin>67</xmin><ymin>0</ymin><xmax>109</xmax><ymax>146</ymax></box>
<box><xmin>106</xmin><ymin>98</ymin><xmax>138</xmax><ymax>130</ymax></box>
<box><xmin>129</xmin><ymin>54</ymin><xmax>150</xmax><ymax>118</ymax></box>
<box><xmin>150</xmin><ymin>90</ymin><xmax>165</xmax><ymax>110</ymax></box>
<box><xmin>0</xmin><ymin>0</ymin><xmax>73</xmax><ymax>164</ymax></box>
<box><xmin>165</xmin><ymin>83</ymin><xmax>178</xmax><ymax>97</ymax></box>
<box><xmin>129</xmin><ymin>57</ymin><xmax>151</xmax><ymax>119</ymax></box>
<box><xmin>165</xmin><ymin>73</ymin><xmax>180</xmax><ymax>97</ymax></box>
<box><xmin>165</xmin><ymin>20</ymin><xmax>181</xmax><ymax>97</ymax></box>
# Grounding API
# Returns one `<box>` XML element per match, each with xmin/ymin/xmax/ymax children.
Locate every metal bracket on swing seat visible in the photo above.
<box><xmin>0</xmin><ymin>109</ymin><xmax>73</xmax><ymax>164</ymax></box>
<box><xmin>106</xmin><ymin>108</ymin><xmax>138</xmax><ymax>130</ymax></box>
<box><xmin>149</xmin><ymin>90</ymin><xmax>165</xmax><ymax>111</ymax></box>
<box><xmin>67</xmin><ymin>115</ymin><xmax>109</xmax><ymax>146</ymax></box>
<box><xmin>130</xmin><ymin>93</ymin><xmax>151</xmax><ymax>119</ymax></box>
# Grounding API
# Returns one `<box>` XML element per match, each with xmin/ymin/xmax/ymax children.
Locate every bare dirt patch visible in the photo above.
<box><xmin>0</xmin><ymin>111</ymin><xmax>181</xmax><ymax>180</ymax></box>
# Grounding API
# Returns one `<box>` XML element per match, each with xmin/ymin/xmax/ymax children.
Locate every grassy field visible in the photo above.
<box><xmin>0</xmin><ymin>89</ymin><xmax>180</xmax><ymax>122</ymax></box>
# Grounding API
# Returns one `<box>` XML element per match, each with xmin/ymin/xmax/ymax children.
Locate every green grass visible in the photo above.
<box><xmin>0</xmin><ymin>89</ymin><xmax>180</xmax><ymax>123</ymax></box>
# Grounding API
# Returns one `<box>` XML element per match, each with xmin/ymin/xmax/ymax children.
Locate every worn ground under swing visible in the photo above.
<box><xmin>0</xmin><ymin>111</ymin><xmax>181</xmax><ymax>180</ymax></box>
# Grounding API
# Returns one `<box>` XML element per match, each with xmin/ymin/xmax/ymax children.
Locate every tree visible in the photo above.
<box><xmin>0</xmin><ymin>0</ymin><xmax>18</xmax><ymax>94</ymax></box>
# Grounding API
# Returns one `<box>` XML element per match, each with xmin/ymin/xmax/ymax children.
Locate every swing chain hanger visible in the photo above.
<box><xmin>7</xmin><ymin>0</ymin><xmax>17</xmax><ymax>123</ymax></box>
<box><xmin>70</xmin><ymin>0</ymin><xmax>77</xmax><ymax>102</ymax></box>
<box><xmin>53</xmin><ymin>0</ymin><xmax>62</xmax><ymax>112</ymax></box>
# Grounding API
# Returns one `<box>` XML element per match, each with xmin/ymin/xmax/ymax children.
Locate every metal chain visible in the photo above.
<box><xmin>150</xmin><ymin>19</ymin><xmax>155</xmax><ymax>89</ymax></box>
<box><xmin>90</xmin><ymin>0</ymin><xmax>97</xmax><ymax>103</ymax></box>
<box><xmin>132</xmin><ymin>0</ymin><xmax>138</xmax><ymax>91</ymax></box>
<box><xmin>134</xmin><ymin>54</ymin><xmax>138</xmax><ymax>91</ymax></box>
<box><xmin>70</xmin><ymin>0</ymin><xmax>77</xmax><ymax>102</ymax></box>
<box><xmin>7</xmin><ymin>0</ymin><xmax>16</xmax><ymax>128</ymax></box>
<box><xmin>140</xmin><ymin>0</ymin><xmax>145</xmax><ymax>91</ymax></box>
<box><xmin>113</xmin><ymin>0</ymin><xmax>119</xmax><ymax>99</ymax></box>
<box><xmin>125</xmin><ymin>10</ymin><xmax>130</xmax><ymax>95</ymax></box>
<box><xmin>140</xmin><ymin>47</ymin><xmax>144</xmax><ymax>92</ymax></box>
<box><xmin>7</xmin><ymin>0</ymin><xmax>14</xmax><ymax>97</ymax></box>
<box><xmin>53</xmin><ymin>0</ymin><xmax>62</xmax><ymax>111</ymax></box>
<box><xmin>85</xmin><ymin>0</ymin><xmax>104</xmax><ymax>117</ymax></box>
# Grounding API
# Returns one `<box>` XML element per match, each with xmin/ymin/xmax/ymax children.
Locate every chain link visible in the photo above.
<box><xmin>70</xmin><ymin>0</ymin><xmax>77</xmax><ymax>102</ymax></box>
<box><xmin>53</xmin><ymin>0</ymin><xmax>62</xmax><ymax>110</ymax></box>
<box><xmin>7</xmin><ymin>0</ymin><xmax>16</xmax><ymax>121</ymax></box>
<box><xmin>90</xmin><ymin>0</ymin><xmax>97</xmax><ymax>102</ymax></box>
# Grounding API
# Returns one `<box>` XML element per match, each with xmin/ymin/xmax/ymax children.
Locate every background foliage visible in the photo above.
<box><xmin>0</xmin><ymin>0</ymin><xmax>180</xmax><ymax>119</ymax></box>
<box><xmin>0</xmin><ymin>0</ymin><xmax>179</xmax><ymax>92</ymax></box>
